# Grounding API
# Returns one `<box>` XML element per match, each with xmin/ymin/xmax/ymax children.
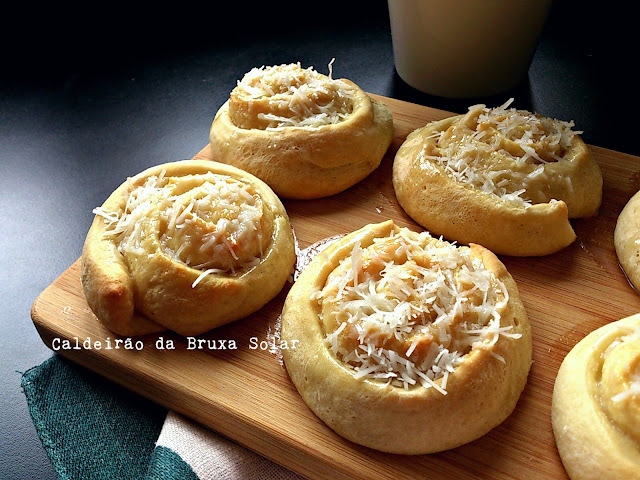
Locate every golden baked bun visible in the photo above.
<box><xmin>281</xmin><ymin>220</ymin><xmax>531</xmax><ymax>454</ymax></box>
<box><xmin>552</xmin><ymin>314</ymin><xmax>640</xmax><ymax>480</ymax></box>
<box><xmin>615</xmin><ymin>190</ymin><xmax>640</xmax><ymax>293</ymax></box>
<box><xmin>209</xmin><ymin>62</ymin><xmax>394</xmax><ymax>199</ymax></box>
<box><xmin>393</xmin><ymin>99</ymin><xmax>603</xmax><ymax>256</ymax></box>
<box><xmin>81</xmin><ymin>160</ymin><xmax>296</xmax><ymax>337</ymax></box>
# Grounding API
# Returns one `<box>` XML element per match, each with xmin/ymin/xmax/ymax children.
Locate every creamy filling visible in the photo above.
<box><xmin>606</xmin><ymin>327</ymin><xmax>640</xmax><ymax>403</ymax></box>
<box><xmin>93</xmin><ymin>171</ymin><xmax>265</xmax><ymax>284</ymax></box>
<box><xmin>419</xmin><ymin>98</ymin><xmax>582</xmax><ymax>207</ymax></box>
<box><xmin>230</xmin><ymin>61</ymin><xmax>357</xmax><ymax>130</ymax></box>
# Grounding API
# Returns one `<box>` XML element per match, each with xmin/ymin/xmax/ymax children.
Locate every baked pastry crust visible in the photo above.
<box><xmin>552</xmin><ymin>314</ymin><xmax>640</xmax><ymax>480</ymax></box>
<box><xmin>209</xmin><ymin>63</ymin><xmax>394</xmax><ymax>199</ymax></box>
<box><xmin>81</xmin><ymin>160</ymin><xmax>296</xmax><ymax>337</ymax></box>
<box><xmin>392</xmin><ymin>100</ymin><xmax>603</xmax><ymax>256</ymax></box>
<box><xmin>615</xmin><ymin>190</ymin><xmax>640</xmax><ymax>293</ymax></box>
<box><xmin>281</xmin><ymin>220</ymin><xmax>531</xmax><ymax>454</ymax></box>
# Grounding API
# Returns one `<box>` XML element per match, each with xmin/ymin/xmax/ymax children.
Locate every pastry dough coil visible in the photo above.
<box><xmin>81</xmin><ymin>160</ymin><xmax>296</xmax><ymax>337</ymax></box>
<box><xmin>615</xmin><ymin>190</ymin><xmax>640</xmax><ymax>293</ymax></box>
<box><xmin>552</xmin><ymin>314</ymin><xmax>640</xmax><ymax>480</ymax></box>
<box><xmin>392</xmin><ymin>99</ymin><xmax>603</xmax><ymax>256</ymax></box>
<box><xmin>209</xmin><ymin>63</ymin><xmax>394</xmax><ymax>199</ymax></box>
<box><xmin>281</xmin><ymin>220</ymin><xmax>531</xmax><ymax>454</ymax></box>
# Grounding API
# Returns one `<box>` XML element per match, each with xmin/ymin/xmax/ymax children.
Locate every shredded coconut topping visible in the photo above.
<box><xmin>313</xmin><ymin>228</ymin><xmax>520</xmax><ymax>394</ymax></box>
<box><xmin>231</xmin><ymin>61</ymin><xmax>356</xmax><ymax>129</ymax></box>
<box><xmin>419</xmin><ymin>98</ymin><xmax>583</xmax><ymax>207</ymax></box>
<box><xmin>93</xmin><ymin>171</ymin><xmax>264</xmax><ymax>284</ymax></box>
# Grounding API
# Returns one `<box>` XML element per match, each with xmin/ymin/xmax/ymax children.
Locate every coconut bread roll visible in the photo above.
<box><xmin>393</xmin><ymin>99</ymin><xmax>603</xmax><ymax>256</ymax></box>
<box><xmin>81</xmin><ymin>160</ymin><xmax>296</xmax><ymax>336</ymax></box>
<box><xmin>281</xmin><ymin>220</ymin><xmax>532</xmax><ymax>454</ymax></box>
<box><xmin>209</xmin><ymin>62</ymin><xmax>394</xmax><ymax>199</ymax></box>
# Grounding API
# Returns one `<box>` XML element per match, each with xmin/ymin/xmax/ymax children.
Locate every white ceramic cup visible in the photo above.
<box><xmin>388</xmin><ymin>0</ymin><xmax>552</xmax><ymax>98</ymax></box>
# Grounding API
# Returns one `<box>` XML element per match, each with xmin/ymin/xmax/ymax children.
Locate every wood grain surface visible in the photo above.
<box><xmin>31</xmin><ymin>94</ymin><xmax>640</xmax><ymax>480</ymax></box>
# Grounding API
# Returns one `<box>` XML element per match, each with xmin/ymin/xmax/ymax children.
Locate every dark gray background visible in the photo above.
<box><xmin>1</xmin><ymin>2</ymin><xmax>636</xmax><ymax>478</ymax></box>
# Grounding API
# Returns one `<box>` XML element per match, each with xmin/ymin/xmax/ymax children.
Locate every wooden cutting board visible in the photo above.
<box><xmin>31</xmin><ymin>94</ymin><xmax>640</xmax><ymax>480</ymax></box>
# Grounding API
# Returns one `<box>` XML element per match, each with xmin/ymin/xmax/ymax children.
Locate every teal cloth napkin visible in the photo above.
<box><xmin>21</xmin><ymin>355</ymin><xmax>303</xmax><ymax>480</ymax></box>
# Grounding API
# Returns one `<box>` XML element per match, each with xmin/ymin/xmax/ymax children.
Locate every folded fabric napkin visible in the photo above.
<box><xmin>21</xmin><ymin>355</ymin><xmax>304</xmax><ymax>480</ymax></box>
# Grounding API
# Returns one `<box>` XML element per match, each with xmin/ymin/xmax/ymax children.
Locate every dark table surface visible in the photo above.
<box><xmin>1</xmin><ymin>2</ymin><xmax>637</xmax><ymax>478</ymax></box>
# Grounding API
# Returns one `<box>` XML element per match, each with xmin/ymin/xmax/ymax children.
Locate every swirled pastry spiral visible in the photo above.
<box><xmin>552</xmin><ymin>314</ymin><xmax>640</xmax><ymax>480</ymax></box>
<box><xmin>81</xmin><ymin>160</ymin><xmax>296</xmax><ymax>337</ymax></box>
<box><xmin>281</xmin><ymin>220</ymin><xmax>531</xmax><ymax>454</ymax></box>
<box><xmin>393</xmin><ymin>99</ymin><xmax>603</xmax><ymax>256</ymax></box>
<box><xmin>209</xmin><ymin>62</ymin><xmax>394</xmax><ymax>199</ymax></box>
<box><xmin>615</xmin><ymin>190</ymin><xmax>640</xmax><ymax>293</ymax></box>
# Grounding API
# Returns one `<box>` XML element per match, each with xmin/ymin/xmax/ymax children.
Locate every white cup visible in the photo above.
<box><xmin>388</xmin><ymin>0</ymin><xmax>552</xmax><ymax>98</ymax></box>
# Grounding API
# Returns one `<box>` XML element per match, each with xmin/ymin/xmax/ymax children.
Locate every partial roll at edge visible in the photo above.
<box><xmin>615</xmin><ymin>190</ymin><xmax>640</xmax><ymax>294</ymax></box>
<box><xmin>552</xmin><ymin>314</ymin><xmax>640</xmax><ymax>480</ymax></box>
